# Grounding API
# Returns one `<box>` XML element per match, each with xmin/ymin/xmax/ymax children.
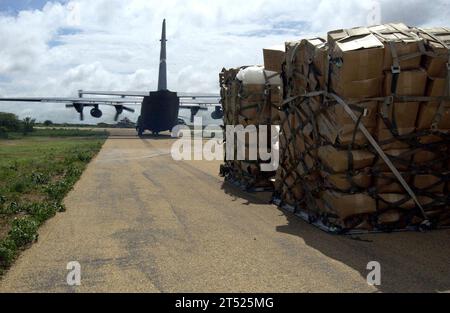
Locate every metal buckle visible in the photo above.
<box><xmin>391</xmin><ymin>65</ymin><xmax>401</xmax><ymax>74</ymax></box>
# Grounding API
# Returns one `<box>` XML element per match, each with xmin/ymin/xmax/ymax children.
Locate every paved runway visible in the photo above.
<box><xmin>1</xmin><ymin>129</ymin><xmax>449</xmax><ymax>292</ymax></box>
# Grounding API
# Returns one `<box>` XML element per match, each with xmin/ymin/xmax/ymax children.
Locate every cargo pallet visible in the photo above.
<box><xmin>271</xmin><ymin>197</ymin><xmax>450</xmax><ymax>235</ymax></box>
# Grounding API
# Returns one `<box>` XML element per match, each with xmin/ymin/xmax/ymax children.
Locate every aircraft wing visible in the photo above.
<box><xmin>0</xmin><ymin>97</ymin><xmax>142</xmax><ymax>104</ymax></box>
<box><xmin>79</xmin><ymin>90</ymin><xmax>220</xmax><ymax>104</ymax></box>
<box><xmin>0</xmin><ymin>96</ymin><xmax>140</xmax><ymax>121</ymax></box>
<box><xmin>177</xmin><ymin>92</ymin><xmax>219</xmax><ymax>99</ymax></box>
<box><xmin>78</xmin><ymin>90</ymin><xmax>150</xmax><ymax>97</ymax></box>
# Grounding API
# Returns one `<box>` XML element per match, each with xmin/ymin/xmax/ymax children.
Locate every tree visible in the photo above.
<box><xmin>43</xmin><ymin>120</ymin><xmax>53</xmax><ymax>126</ymax></box>
<box><xmin>0</xmin><ymin>112</ymin><xmax>21</xmax><ymax>132</ymax></box>
<box><xmin>22</xmin><ymin>117</ymin><xmax>36</xmax><ymax>135</ymax></box>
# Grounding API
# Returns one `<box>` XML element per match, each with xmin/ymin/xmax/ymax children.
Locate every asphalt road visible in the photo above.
<box><xmin>1</xmin><ymin>129</ymin><xmax>449</xmax><ymax>292</ymax></box>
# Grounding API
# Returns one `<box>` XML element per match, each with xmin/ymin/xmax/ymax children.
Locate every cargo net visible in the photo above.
<box><xmin>273</xmin><ymin>24</ymin><xmax>450</xmax><ymax>233</ymax></box>
<box><xmin>219</xmin><ymin>66</ymin><xmax>281</xmax><ymax>191</ymax></box>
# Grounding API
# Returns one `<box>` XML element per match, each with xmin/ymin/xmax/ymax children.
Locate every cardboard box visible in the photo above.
<box><xmin>379</xmin><ymin>101</ymin><xmax>420</xmax><ymax>129</ymax></box>
<box><xmin>323</xmin><ymin>172</ymin><xmax>371</xmax><ymax>191</ymax></box>
<box><xmin>417</xmin><ymin>102</ymin><xmax>450</xmax><ymax>129</ymax></box>
<box><xmin>316</xmin><ymin>100</ymin><xmax>378</xmax><ymax>145</ymax></box>
<box><xmin>376</xmin><ymin>127</ymin><xmax>415</xmax><ymax>150</ymax></box>
<box><xmin>263</xmin><ymin>45</ymin><xmax>286</xmax><ymax>73</ymax></box>
<box><xmin>330</xmin><ymin>74</ymin><xmax>382</xmax><ymax>99</ymax></box>
<box><xmin>417</xmin><ymin>77</ymin><xmax>450</xmax><ymax>129</ymax></box>
<box><xmin>378</xmin><ymin>193</ymin><xmax>416</xmax><ymax>210</ymax></box>
<box><xmin>413</xmin><ymin>174</ymin><xmax>444</xmax><ymax>193</ymax></box>
<box><xmin>374</xmin><ymin>149</ymin><xmax>411</xmax><ymax>171</ymax></box>
<box><xmin>303</xmin><ymin>38</ymin><xmax>328</xmax><ymax>90</ymax></box>
<box><xmin>378</xmin><ymin>209</ymin><xmax>401</xmax><ymax>223</ymax></box>
<box><xmin>375</xmin><ymin>172</ymin><xmax>410</xmax><ymax>193</ymax></box>
<box><xmin>328</xmin><ymin>29</ymin><xmax>384</xmax><ymax>82</ymax></box>
<box><xmin>318</xmin><ymin>145</ymin><xmax>375</xmax><ymax>172</ymax></box>
<box><xmin>412</xmin><ymin>148</ymin><xmax>440</xmax><ymax>165</ymax></box>
<box><xmin>369</xmin><ymin>23</ymin><xmax>423</xmax><ymax>71</ymax></box>
<box><xmin>327</xmin><ymin>26</ymin><xmax>371</xmax><ymax>50</ymax></box>
<box><xmin>384</xmin><ymin>69</ymin><xmax>427</xmax><ymax>96</ymax></box>
<box><xmin>321</xmin><ymin>190</ymin><xmax>376</xmax><ymax>220</ymax></box>
<box><xmin>418</xmin><ymin>27</ymin><xmax>450</xmax><ymax>78</ymax></box>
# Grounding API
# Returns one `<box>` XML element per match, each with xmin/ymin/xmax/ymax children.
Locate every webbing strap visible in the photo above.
<box><xmin>431</xmin><ymin>46</ymin><xmax>450</xmax><ymax>129</ymax></box>
<box><xmin>389</xmin><ymin>41</ymin><xmax>401</xmax><ymax>95</ymax></box>
<box><xmin>329</xmin><ymin>92</ymin><xmax>429</xmax><ymax>221</ymax></box>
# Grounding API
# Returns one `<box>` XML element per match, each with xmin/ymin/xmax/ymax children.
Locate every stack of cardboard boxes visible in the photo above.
<box><xmin>273</xmin><ymin>23</ymin><xmax>450</xmax><ymax>232</ymax></box>
<box><xmin>219</xmin><ymin>65</ymin><xmax>282</xmax><ymax>190</ymax></box>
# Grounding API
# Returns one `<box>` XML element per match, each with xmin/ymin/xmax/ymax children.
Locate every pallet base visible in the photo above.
<box><xmin>272</xmin><ymin>197</ymin><xmax>450</xmax><ymax>235</ymax></box>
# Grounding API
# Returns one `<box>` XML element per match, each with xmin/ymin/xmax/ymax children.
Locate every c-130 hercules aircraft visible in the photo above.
<box><xmin>0</xmin><ymin>19</ymin><xmax>222</xmax><ymax>136</ymax></box>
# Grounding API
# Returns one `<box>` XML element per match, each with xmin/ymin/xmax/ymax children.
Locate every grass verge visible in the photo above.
<box><xmin>0</xmin><ymin>129</ymin><xmax>107</xmax><ymax>276</ymax></box>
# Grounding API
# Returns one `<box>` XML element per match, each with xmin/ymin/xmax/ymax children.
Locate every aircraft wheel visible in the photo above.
<box><xmin>138</xmin><ymin>128</ymin><xmax>144</xmax><ymax>137</ymax></box>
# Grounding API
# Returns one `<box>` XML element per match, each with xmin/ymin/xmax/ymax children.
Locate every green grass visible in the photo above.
<box><xmin>5</xmin><ymin>128</ymin><xmax>108</xmax><ymax>139</ymax></box>
<box><xmin>0</xmin><ymin>129</ymin><xmax>107</xmax><ymax>275</ymax></box>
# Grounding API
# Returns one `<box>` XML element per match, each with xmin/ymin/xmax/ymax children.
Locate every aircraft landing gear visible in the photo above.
<box><xmin>152</xmin><ymin>131</ymin><xmax>159</xmax><ymax>136</ymax></box>
<box><xmin>138</xmin><ymin>127</ymin><xmax>144</xmax><ymax>137</ymax></box>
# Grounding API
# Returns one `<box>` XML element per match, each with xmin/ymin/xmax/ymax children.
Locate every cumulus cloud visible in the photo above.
<box><xmin>0</xmin><ymin>0</ymin><xmax>448</xmax><ymax>123</ymax></box>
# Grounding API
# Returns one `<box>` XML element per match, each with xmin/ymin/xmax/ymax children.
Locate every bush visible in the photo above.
<box><xmin>24</xmin><ymin>202</ymin><xmax>59</xmax><ymax>225</ymax></box>
<box><xmin>22</xmin><ymin>117</ymin><xmax>36</xmax><ymax>135</ymax></box>
<box><xmin>31</xmin><ymin>172</ymin><xmax>50</xmax><ymax>185</ymax></box>
<box><xmin>0</xmin><ymin>126</ymin><xmax>8</xmax><ymax>139</ymax></box>
<box><xmin>9</xmin><ymin>217</ymin><xmax>38</xmax><ymax>247</ymax></box>
<box><xmin>0</xmin><ymin>239</ymin><xmax>17</xmax><ymax>267</ymax></box>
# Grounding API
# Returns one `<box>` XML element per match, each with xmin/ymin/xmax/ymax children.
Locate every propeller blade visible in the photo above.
<box><xmin>122</xmin><ymin>106</ymin><xmax>135</xmax><ymax>112</ymax></box>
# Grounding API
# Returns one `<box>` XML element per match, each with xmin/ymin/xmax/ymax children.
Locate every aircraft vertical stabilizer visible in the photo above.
<box><xmin>157</xmin><ymin>19</ymin><xmax>168</xmax><ymax>91</ymax></box>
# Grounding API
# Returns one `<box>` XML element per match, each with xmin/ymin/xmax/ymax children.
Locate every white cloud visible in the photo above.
<box><xmin>0</xmin><ymin>0</ymin><xmax>448</xmax><ymax>123</ymax></box>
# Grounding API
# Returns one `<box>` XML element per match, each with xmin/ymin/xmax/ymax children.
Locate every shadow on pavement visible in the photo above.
<box><xmin>275</xmin><ymin>207</ymin><xmax>450</xmax><ymax>293</ymax></box>
<box><xmin>220</xmin><ymin>181</ymin><xmax>273</xmax><ymax>205</ymax></box>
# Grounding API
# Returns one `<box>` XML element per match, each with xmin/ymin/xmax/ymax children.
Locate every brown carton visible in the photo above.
<box><xmin>303</xmin><ymin>38</ymin><xmax>328</xmax><ymax>90</ymax></box>
<box><xmin>412</xmin><ymin>148</ymin><xmax>440</xmax><ymax>167</ymax></box>
<box><xmin>263</xmin><ymin>45</ymin><xmax>286</xmax><ymax>73</ymax></box>
<box><xmin>417</xmin><ymin>27</ymin><xmax>450</xmax><ymax>78</ymax></box>
<box><xmin>318</xmin><ymin>145</ymin><xmax>375</xmax><ymax>172</ymax></box>
<box><xmin>374</xmin><ymin>149</ymin><xmax>411</xmax><ymax>171</ymax></box>
<box><xmin>417</xmin><ymin>102</ymin><xmax>450</xmax><ymax>129</ymax></box>
<box><xmin>328</xmin><ymin>27</ymin><xmax>385</xmax><ymax>81</ymax></box>
<box><xmin>321</xmin><ymin>190</ymin><xmax>376</xmax><ymax>220</ymax></box>
<box><xmin>379</xmin><ymin>101</ymin><xmax>420</xmax><ymax>129</ymax></box>
<box><xmin>376</xmin><ymin>127</ymin><xmax>415</xmax><ymax>150</ymax></box>
<box><xmin>285</xmin><ymin>41</ymin><xmax>305</xmax><ymax>96</ymax></box>
<box><xmin>413</xmin><ymin>174</ymin><xmax>444</xmax><ymax>193</ymax></box>
<box><xmin>369</xmin><ymin>23</ymin><xmax>423</xmax><ymax>71</ymax></box>
<box><xmin>330</xmin><ymin>74</ymin><xmax>382</xmax><ymax>99</ymax></box>
<box><xmin>378</xmin><ymin>209</ymin><xmax>402</xmax><ymax>223</ymax></box>
<box><xmin>316</xmin><ymin>100</ymin><xmax>378</xmax><ymax>145</ymax></box>
<box><xmin>384</xmin><ymin>69</ymin><xmax>427</xmax><ymax>96</ymax></box>
<box><xmin>375</xmin><ymin>172</ymin><xmax>410</xmax><ymax>193</ymax></box>
<box><xmin>378</xmin><ymin>193</ymin><xmax>416</xmax><ymax>210</ymax></box>
<box><xmin>417</xmin><ymin>77</ymin><xmax>450</xmax><ymax>129</ymax></box>
<box><xmin>323</xmin><ymin>172</ymin><xmax>371</xmax><ymax>191</ymax></box>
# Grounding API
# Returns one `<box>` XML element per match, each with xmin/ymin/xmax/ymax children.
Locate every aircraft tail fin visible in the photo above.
<box><xmin>157</xmin><ymin>19</ymin><xmax>167</xmax><ymax>91</ymax></box>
